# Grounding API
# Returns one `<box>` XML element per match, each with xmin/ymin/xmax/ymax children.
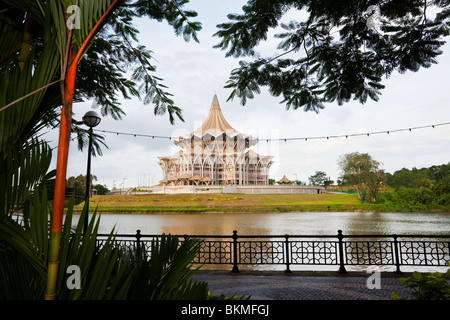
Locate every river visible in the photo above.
<box><xmin>82</xmin><ymin>211</ymin><xmax>450</xmax><ymax>236</ymax></box>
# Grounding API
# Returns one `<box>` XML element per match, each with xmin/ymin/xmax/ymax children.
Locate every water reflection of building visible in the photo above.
<box><xmin>158</xmin><ymin>95</ymin><xmax>274</xmax><ymax>186</ymax></box>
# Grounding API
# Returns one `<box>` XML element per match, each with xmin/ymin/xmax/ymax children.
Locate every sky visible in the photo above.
<box><xmin>46</xmin><ymin>0</ymin><xmax>450</xmax><ymax>190</ymax></box>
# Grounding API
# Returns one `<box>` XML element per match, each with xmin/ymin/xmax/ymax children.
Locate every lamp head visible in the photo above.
<box><xmin>82</xmin><ymin>110</ymin><xmax>101</xmax><ymax>128</ymax></box>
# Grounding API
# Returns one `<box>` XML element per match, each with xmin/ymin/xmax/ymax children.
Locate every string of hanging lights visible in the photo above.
<box><xmin>93</xmin><ymin>121</ymin><xmax>450</xmax><ymax>142</ymax></box>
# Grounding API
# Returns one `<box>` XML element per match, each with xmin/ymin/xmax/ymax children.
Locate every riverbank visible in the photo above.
<box><xmin>72</xmin><ymin>193</ymin><xmax>448</xmax><ymax>214</ymax></box>
<box><xmin>74</xmin><ymin>193</ymin><xmax>369</xmax><ymax>213</ymax></box>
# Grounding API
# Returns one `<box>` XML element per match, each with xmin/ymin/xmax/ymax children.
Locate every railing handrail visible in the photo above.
<box><xmin>98</xmin><ymin>232</ymin><xmax>450</xmax><ymax>240</ymax></box>
<box><xmin>95</xmin><ymin>229</ymin><xmax>450</xmax><ymax>274</ymax></box>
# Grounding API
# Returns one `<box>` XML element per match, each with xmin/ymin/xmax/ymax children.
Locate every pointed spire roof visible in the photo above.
<box><xmin>173</xmin><ymin>94</ymin><xmax>258</xmax><ymax>148</ymax></box>
<box><xmin>194</xmin><ymin>94</ymin><xmax>236</xmax><ymax>136</ymax></box>
<box><xmin>277</xmin><ymin>175</ymin><xmax>293</xmax><ymax>184</ymax></box>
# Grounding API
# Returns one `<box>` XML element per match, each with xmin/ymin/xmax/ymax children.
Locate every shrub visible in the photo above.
<box><xmin>391</xmin><ymin>263</ymin><xmax>450</xmax><ymax>300</ymax></box>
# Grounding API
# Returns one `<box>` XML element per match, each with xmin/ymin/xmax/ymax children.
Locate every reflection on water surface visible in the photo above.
<box><xmin>74</xmin><ymin>211</ymin><xmax>450</xmax><ymax>236</ymax></box>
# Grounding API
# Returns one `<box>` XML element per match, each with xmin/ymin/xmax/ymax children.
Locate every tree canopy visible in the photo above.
<box><xmin>214</xmin><ymin>0</ymin><xmax>450</xmax><ymax>111</ymax></box>
<box><xmin>338</xmin><ymin>152</ymin><xmax>385</xmax><ymax>201</ymax></box>
<box><xmin>308</xmin><ymin>171</ymin><xmax>330</xmax><ymax>186</ymax></box>
<box><xmin>386</xmin><ymin>162</ymin><xmax>450</xmax><ymax>188</ymax></box>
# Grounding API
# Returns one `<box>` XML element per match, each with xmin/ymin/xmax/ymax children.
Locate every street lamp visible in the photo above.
<box><xmin>82</xmin><ymin>110</ymin><xmax>101</xmax><ymax>233</ymax></box>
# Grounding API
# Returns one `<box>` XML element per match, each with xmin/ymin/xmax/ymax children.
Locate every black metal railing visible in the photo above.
<box><xmin>96</xmin><ymin>230</ymin><xmax>450</xmax><ymax>274</ymax></box>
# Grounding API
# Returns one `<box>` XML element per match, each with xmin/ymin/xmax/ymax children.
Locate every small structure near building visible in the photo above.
<box><xmin>276</xmin><ymin>175</ymin><xmax>294</xmax><ymax>185</ymax></box>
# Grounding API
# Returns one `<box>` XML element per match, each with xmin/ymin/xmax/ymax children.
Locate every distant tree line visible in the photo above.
<box><xmin>66</xmin><ymin>175</ymin><xmax>110</xmax><ymax>205</ymax></box>
<box><xmin>377</xmin><ymin>162</ymin><xmax>450</xmax><ymax>211</ymax></box>
<box><xmin>386</xmin><ymin>163</ymin><xmax>450</xmax><ymax>189</ymax></box>
<box><xmin>300</xmin><ymin>152</ymin><xmax>450</xmax><ymax>210</ymax></box>
<box><xmin>335</xmin><ymin>152</ymin><xmax>450</xmax><ymax>210</ymax></box>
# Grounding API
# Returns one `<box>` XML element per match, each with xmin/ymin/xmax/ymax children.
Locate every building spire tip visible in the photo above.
<box><xmin>211</xmin><ymin>93</ymin><xmax>220</xmax><ymax>108</ymax></box>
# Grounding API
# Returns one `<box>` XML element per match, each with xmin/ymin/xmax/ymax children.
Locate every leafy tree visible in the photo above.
<box><xmin>93</xmin><ymin>184</ymin><xmax>110</xmax><ymax>195</ymax></box>
<box><xmin>66</xmin><ymin>174</ymin><xmax>99</xmax><ymax>204</ymax></box>
<box><xmin>308</xmin><ymin>171</ymin><xmax>328</xmax><ymax>186</ymax></box>
<box><xmin>338</xmin><ymin>152</ymin><xmax>385</xmax><ymax>201</ymax></box>
<box><xmin>386</xmin><ymin>162</ymin><xmax>450</xmax><ymax>188</ymax></box>
<box><xmin>214</xmin><ymin>0</ymin><xmax>450</xmax><ymax>111</ymax></box>
<box><xmin>377</xmin><ymin>162</ymin><xmax>450</xmax><ymax>210</ymax></box>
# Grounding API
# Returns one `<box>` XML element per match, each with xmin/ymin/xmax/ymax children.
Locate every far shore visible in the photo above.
<box><xmin>72</xmin><ymin>193</ymin><xmax>450</xmax><ymax>214</ymax></box>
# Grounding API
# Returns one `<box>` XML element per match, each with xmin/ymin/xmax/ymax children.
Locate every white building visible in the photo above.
<box><xmin>158</xmin><ymin>95</ymin><xmax>274</xmax><ymax>186</ymax></box>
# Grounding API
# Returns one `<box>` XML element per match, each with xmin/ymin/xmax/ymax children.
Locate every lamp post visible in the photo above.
<box><xmin>82</xmin><ymin>110</ymin><xmax>101</xmax><ymax>234</ymax></box>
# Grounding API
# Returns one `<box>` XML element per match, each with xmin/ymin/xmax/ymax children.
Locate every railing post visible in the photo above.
<box><xmin>231</xmin><ymin>230</ymin><xmax>240</xmax><ymax>273</ymax></box>
<box><xmin>393</xmin><ymin>234</ymin><xmax>403</xmax><ymax>274</ymax></box>
<box><xmin>337</xmin><ymin>230</ymin><xmax>347</xmax><ymax>274</ymax></box>
<box><xmin>136</xmin><ymin>229</ymin><xmax>142</xmax><ymax>259</ymax></box>
<box><xmin>284</xmin><ymin>234</ymin><xmax>292</xmax><ymax>273</ymax></box>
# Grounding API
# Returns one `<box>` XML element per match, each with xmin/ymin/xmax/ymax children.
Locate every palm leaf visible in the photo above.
<box><xmin>0</xmin><ymin>44</ymin><xmax>60</xmax><ymax>155</ymax></box>
<box><xmin>0</xmin><ymin>138</ymin><xmax>53</xmax><ymax>216</ymax></box>
<box><xmin>125</xmin><ymin>234</ymin><xmax>209</xmax><ymax>300</ymax></box>
<box><xmin>0</xmin><ymin>184</ymin><xmax>50</xmax><ymax>299</ymax></box>
<box><xmin>0</xmin><ymin>5</ymin><xmax>23</xmax><ymax>64</ymax></box>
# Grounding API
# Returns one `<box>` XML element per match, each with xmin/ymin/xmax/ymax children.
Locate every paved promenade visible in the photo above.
<box><xmin>193</xmin><ymin>270</ymin><xmax>415</xmax><ymax>300</ymax></box>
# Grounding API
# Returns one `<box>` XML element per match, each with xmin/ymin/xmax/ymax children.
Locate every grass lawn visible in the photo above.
<box><xmin>74</xmin><ymin>193</ymin><xmax>379</xmax><ymax>213</ymax></box>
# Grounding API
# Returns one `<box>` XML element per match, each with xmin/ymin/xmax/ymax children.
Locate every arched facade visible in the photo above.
<box><xmin>158</xmin><ymin>95</ymin><xmax>274</xmax><ymax>186</ymax></box>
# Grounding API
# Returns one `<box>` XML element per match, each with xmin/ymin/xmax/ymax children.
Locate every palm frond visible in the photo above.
<box><xmin>0</xmin><ymin>138</ymin><xmax>52</xmax><ymax>216</ymax></box>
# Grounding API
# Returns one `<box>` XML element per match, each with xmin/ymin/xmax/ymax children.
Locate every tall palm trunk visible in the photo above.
<box><xmin>45</xmin><ymin>57</ymin><xmax>76</xmax><ymax>300</ymax></box>
<box><xmin>45</xmin><ymin>0</ymin><xmax>119</xmax><ymax>300</ymax></box>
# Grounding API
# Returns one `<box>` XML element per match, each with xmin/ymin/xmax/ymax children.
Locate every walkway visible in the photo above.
<box><xmin>192</xmin><ymin>270</ymin><xmax>415</xmax><ymax>300</ymax></box>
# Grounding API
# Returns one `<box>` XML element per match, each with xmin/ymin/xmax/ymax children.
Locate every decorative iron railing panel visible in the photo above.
<box><xmin>398</xmin><ymin>241</ymin><xmax>450</xmax><ymax>266</ymax></box>
<box><xmin>290</xmin><ymin>241</ymin><xmax>338</xmax><ymax>265</ymax></box>
<box><xmin>96</xmin><ymin>230</ymin><xmax>450</xmax><ymax>273</ymax></box>
<box><xmin>238</xmin><ymin>241</ymin><xmax>285</xmax><ymax>265</ymax></box>
<box><xmin>196</xmin><ymin>241</ymin><xmax>232</xmax><ymax>264</ymax></box>
<box><xmin>345</xmin><ymin>241</ymin><xmax>394</xmax><ymax>266</ymax></box>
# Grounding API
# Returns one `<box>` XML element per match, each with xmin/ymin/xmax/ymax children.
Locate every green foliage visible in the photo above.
<box><xmin>308</xmin><ymin>171</ymin><xmax>329</xmax><ymax>186</ymax></box>
<box><xmin>375</xmin><ymin>186</ymin><xmax>450</xmax><ymax>211</ymax></box>
<box><xmin>0</xmin><ymin>139</ymin><xmax>54</xmax><ymax>215</ymax></box>
<box><xmin>93</xmin><ymin>184</ymin><xmax>110</xmax><ymax>195</ymax></box>
<box><xmin>338</xmin><ymin>152</ymin><xmax>385</xmax><ymax>202</ymax></box>
<box><xmin>124</xmin><ymin>234</ymin><xmax>208</xmax><ymax>300</ymax></box>
<box><xmin>66</xmin><ymin>174</ymin><xmax>99</xmax><ymax>205</ymax></box>
<box><xmin>386</xmin><ymin>163</ymin><xmax>450</xmax><ymax>188</ymax></box>
<box><xmin>214</xmin><ymin>0</ymin><xmax>450</xmax><ymax>111</ymax></box>
<box><xmin>391</xmin><ymin>263</ymin><xmax>450</xmax><ymax>300</ymax></box>
<box><xmin>0</xmin><ymin>18</ymin><xmax>61</xmax><ymax>153</ymax></box>
<box><xmin>376</xmin><ymin>162</ymin><xmax>450</xmax><ymax>211</ymax></box>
